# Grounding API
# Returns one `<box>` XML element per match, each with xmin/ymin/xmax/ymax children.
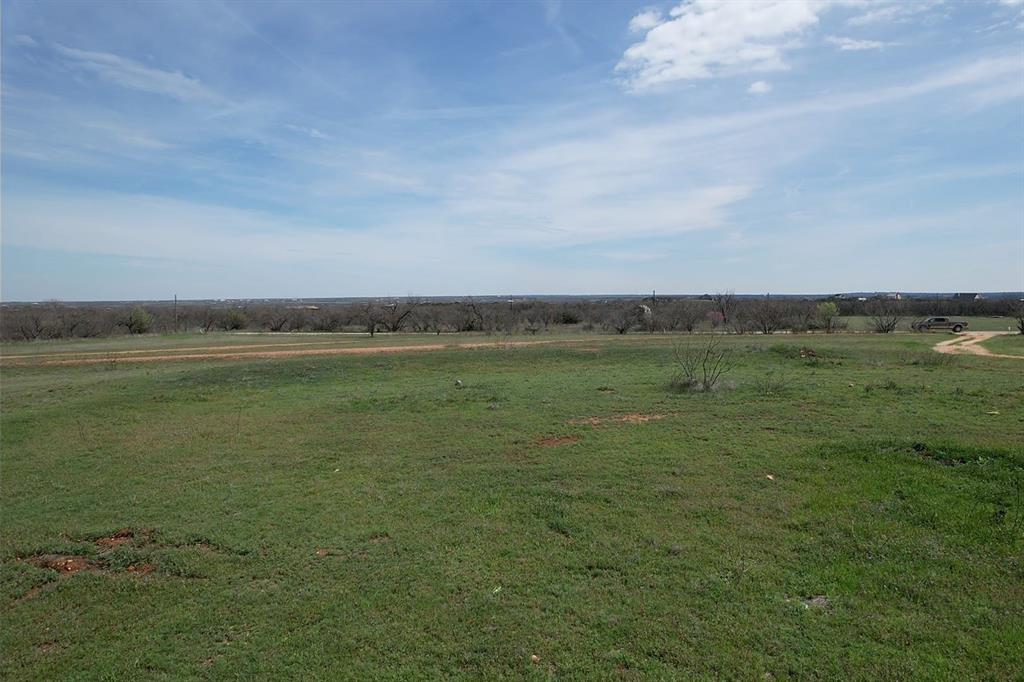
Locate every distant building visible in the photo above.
<box><xmin>953</xmin><ymin>293</ymin><xmax>982</xmax><ymax>301</ymax></box>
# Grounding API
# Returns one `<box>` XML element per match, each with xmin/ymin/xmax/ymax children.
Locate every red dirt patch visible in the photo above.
<box><xmin>126</xmin><ymin>563</ymin><xmax>156</xmax><ymax>575</ymax></box>
<box><xmin>96</xmin><ymin>528</ymin><xmax>135</xmax><ymax>549</ymax></box>
<box><xmin>537</xmin><ymin>435</ymin><xmax>582</xmax><ymax>447</ymax></box>
<box><xmin>569</xmin><ymin>413</ymin><xmax>665</xmax><ymax>426</ymax></box>
<box><xmin>28</xmin><ymin>554</ymin><xmax>97</xmax><ymax>574</ymax></box>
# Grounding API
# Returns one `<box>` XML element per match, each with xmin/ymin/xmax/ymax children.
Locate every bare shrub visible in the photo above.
<box><xmin>669</xmin><ymin>338</ymin><xmax>731</xmax><ymax>392</ymax></box>
<box><xmin>867</xmin><ymin>299</ymin><xmax>904</xmax><ymax>333</ymax></box>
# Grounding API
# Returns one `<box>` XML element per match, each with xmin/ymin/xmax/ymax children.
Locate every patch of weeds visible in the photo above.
<box><xmin>769</xmin><ymin>344</ymin><xmax>842</xmax><ymax>366</ymax></box>
<box><xmin>864</xmin><ymin>379</ymin><xmax>916</xmax><ymax>396</ymax></box>
<box><xmin>753</xmin><ymin>369</ymin><xmax>789</xmax><ymax>397</ymax></box>
<box><xmin>898</xmin><ymin>351</ymin><xmax>957</xmax><ymax>367</ymax></box>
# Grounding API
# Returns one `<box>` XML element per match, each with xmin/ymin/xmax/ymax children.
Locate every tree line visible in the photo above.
<box><xmin>2</xmin><ymin>294</ymin><xmax>1022</xmax><ymax>341</ymax></box>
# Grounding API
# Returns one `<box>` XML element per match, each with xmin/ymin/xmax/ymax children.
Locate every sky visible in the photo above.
<box><xmin>2</xmin><ymin>0</ymin><xmax>1022</xmax><ymax>301</ymax></box>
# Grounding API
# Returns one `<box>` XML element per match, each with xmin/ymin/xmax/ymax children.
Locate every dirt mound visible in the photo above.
<box><xmin>28</xmin><ymin>554</ymin><xmax>97</xmax><ymax>574</ymax></box>
<box><xmin>95</xmin><ymin>528</ymin><xmax>135</xmax><ymax>548</ymax></box>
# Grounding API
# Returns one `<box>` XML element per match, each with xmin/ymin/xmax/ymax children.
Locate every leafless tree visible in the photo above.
<box><xmin>1014</xmin><ymin>301</ymin><xmax>1024</xmax><ymax>335</ymax></box>
<box><xmin>713</xmin><ymin>290</ymin><xmax>736</xmax><ymax>324</ymax></box>
<box><xmin>867</xmin><ymin>299</ymin><xmax>904</xmax><ymax>333</ymax></box>
<box><xmin>604</xmin><ymin>304</ymin><xmax>639</xmax><ymax>334</ymax></box>
<box><xmin>260</xmin><ymin>306</ymin><xmax>291</xmax><ymax>332</ymax></box>
<box><xmin>670</xmin><ymin>337</ymin><xmax>732</xmax><ymax>392</ymax></box>
<box><xmin>378</xmin><ymin>297</ymin><xmax>421</xmax><ymax>333</ymax></box>
<box><xmin>749</xmin><ymin>295</ymin><xmax>786</xmax><ymax>334</ymax></box>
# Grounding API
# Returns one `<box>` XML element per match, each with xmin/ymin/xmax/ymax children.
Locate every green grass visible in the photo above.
<box><xmin>982</xmin><ymin>333</ymin><xmax>1024</xmax><ymax>357</ymax></box>
<box><xmin>2</xmin><ymin>334</ymin><xmax>1022</xmax><ymax>679</ymax></box>
<box><xmin>840</xmin><ymin>315</ymin><xmax>1018</xmax><ymax>332</ymax></box>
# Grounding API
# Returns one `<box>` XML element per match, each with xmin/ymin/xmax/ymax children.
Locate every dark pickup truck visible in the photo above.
<box><xmin>912</xmin><ymin>317</ymin><xmax>968</xmax><ymax>332</ymax></box>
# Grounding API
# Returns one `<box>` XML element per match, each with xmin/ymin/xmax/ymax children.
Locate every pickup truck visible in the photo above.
<box><xmin>911</xmin><ymin>317</ymin><xmax>968</xmax><ymax>332</ymax></box>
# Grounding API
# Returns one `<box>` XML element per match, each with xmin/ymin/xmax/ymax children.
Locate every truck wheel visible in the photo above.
<box><xmin>952</xmin><ymin>325</ymin><xmax>963</xmax><ymax>333</ymax></box>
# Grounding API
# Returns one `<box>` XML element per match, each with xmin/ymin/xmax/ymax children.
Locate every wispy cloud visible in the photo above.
<box><xmin>54</xmin><ymin>44</ymin><xmax>224</xmax><ymax>104</ymax></box>
<box><xmin>845</xmin><ymin>1</ymin><xmax>943</xmax><ymax>26</ymax></box>
<box><xmin>826</xmin><ymin>36</ymin><xmax>893</xmax><ymax>51</ymax></box>
<box><xmin>748</xmin><ymin>80</ymin><xmax>772</xmax><ymax>94</ymax></box>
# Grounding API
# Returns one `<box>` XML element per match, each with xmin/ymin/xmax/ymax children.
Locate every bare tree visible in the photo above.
<box><xmin>1014</xmin><ymin>301</ymin><xmax>1024</xmax><ymax>335</ymax></box>
<box><xmin>670</xmin><ymin>337</ymin><xmax>732</xmax><ymax>392</ymax></box>
<box><xmin>260</xmin><ymin>306</ymin><xmax>291</xmax><ymax>332</ymax></box>
<box><xmin>376</xmin><ymin>297</ymin><xmax>420</xmax><ymax>333</ymax></box>
<box><xmin>358</xmin><ymin>301</ymin><xmax>381</xmax><ymax>336</ymax></box>
<box><xmin>867</xmin><ymin>299</ymin><xmax>904</xmax><ymax>333</ymax></box>
<box><xmin>749</xmin><ymin>295</ymin><xmax>786</xmax><ymax>335</ymax></box>
<box><xmin>604</xmin><ymin>304</ymin><xmax>639</xmax><ymax>334</ymax></box>
<box><xmin>713</xmin><ymin>290</ymin><xmax>736</xmax><ymax>324</ymax></box>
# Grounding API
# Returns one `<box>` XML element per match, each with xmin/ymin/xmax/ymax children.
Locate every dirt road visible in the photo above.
<box><xmin>0</xmin><ymin>338</ymin><xmax>599</xmax><ymax>367</ymax></box>
<box><xmin>933</xmin><ymin>331</ymin><xmax>1021</xmax><ymax>360</ymax></box>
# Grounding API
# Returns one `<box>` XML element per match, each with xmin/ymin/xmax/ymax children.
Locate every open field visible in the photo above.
<box><xmin>2</xmin><ymin>332</ymin><xmax>1022</xmax><ymax>678</ymax></box>
<box><xmin>840</xmin><ymin>315</ymin><xmax>1020</xmax><ymax>333</ymax></box>
<box><xmin>982</xmin><ymin>333</ymin><xmax>1024</xmax><ymax>357</ymax></box>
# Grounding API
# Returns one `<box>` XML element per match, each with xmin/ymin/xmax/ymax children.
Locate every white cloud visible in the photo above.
<box><xmin>846</xmin><ymin>1</ymin><xmax>941</xmax><ymax>26</ymax></box>
<box><xmin>629</xmin><ymin>10</ymin><xmax>662</xmax><ymax>33</ymax></box>
<box><xmin>748</xmin><ymin>80</ymin><xmax>772</xmax><ymax>94</ymax></box>
<box><xmin>617</xmin><ymin>0</ymin><xmax>826</xmax><ymax>90</ymax></box>
<box><xmin>284</xmin><ymin>123</ymin><xmax>330</xmax><ymax>140</ymax></box>
<box><xmin>826</xmin><ymin>36</ymin><xmax>891</xmax><ymax>50</ymax></box>
<box><xmin>13</xmin><ymin>34</ymin><xmax>38</xmax><ymax>47</ymax></box>
<box><xmin>54</xmin><ymin>44</ymin><xmax>223</xmax><ymax>104</ymax></box>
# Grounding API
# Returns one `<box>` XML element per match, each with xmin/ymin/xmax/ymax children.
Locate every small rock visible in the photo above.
<box><xmin>530</xmin><ymin>655</ymin><xmax>540</xmax><ymax>664</ymax></box>
<box><xmin>454</xmin><ymin>379</ymin><xmax>464</xmax><ymax>388</ymax></box>
<box><xmin>765</xmin><ymin>474</ymin><xmax>774</xmax><ymax>481</ymax></box>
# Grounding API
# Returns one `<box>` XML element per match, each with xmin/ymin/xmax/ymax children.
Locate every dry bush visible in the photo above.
<box><xmin>669</xmin><ymin>337</ymin><xmax>732</xmax><ymax>392</ymax></box>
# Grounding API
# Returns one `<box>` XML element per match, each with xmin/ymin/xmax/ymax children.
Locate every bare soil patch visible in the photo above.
<box><xmin>95</xmin><ymin>528</ymin><xmax>136</xmax><ymax>549</ymax></box>
<box><xmin>126</xmin><ymin>563</ymin><xmax>156</xmax><ymax>575</ymax></box>
<box><xmin>28</xmin><ymin>554</ymin><xmax>97</xmax><ymax>574</ymax></box>
<box><xmin>934</xmin><ymin>332</ymin><xmax>1021</xmax><ymax>360</ymax></box>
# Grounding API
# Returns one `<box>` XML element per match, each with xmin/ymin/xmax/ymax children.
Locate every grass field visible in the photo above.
<box><xmin>982</xmin><ymin>333</ymin><xmax>1024</xmax><ymax>357</ymax></box>
<box><xmin>840</xmin><ymin>315</ymin><xmax>1019</xmax><ymax>333</ymax></box>
<box><xmin>2</xmin><ymin>332</ymin><xmax>1022</xmax><ymax>679</ymax></box>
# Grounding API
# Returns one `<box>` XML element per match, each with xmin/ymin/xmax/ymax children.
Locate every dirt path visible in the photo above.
<box><xmin>933</xmin><ymin>331</ymin><xmax>1022</xmax><ymax>360</ymax></box>
<box><xmin>0</xmin><ymin>339</ymin><xmax>351</xmax><ymax>361</ymax></box>
<box><xmin>0</xmin><ymin>338</ymin><xmax>599</xmax><ymax>367</ymax></box>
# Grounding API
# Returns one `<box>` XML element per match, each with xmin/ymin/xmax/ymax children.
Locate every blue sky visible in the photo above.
<box><xmin>2</xmin><ymin>0</ymin><xmax>1022</xmax><ymax>300</ymax></box>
